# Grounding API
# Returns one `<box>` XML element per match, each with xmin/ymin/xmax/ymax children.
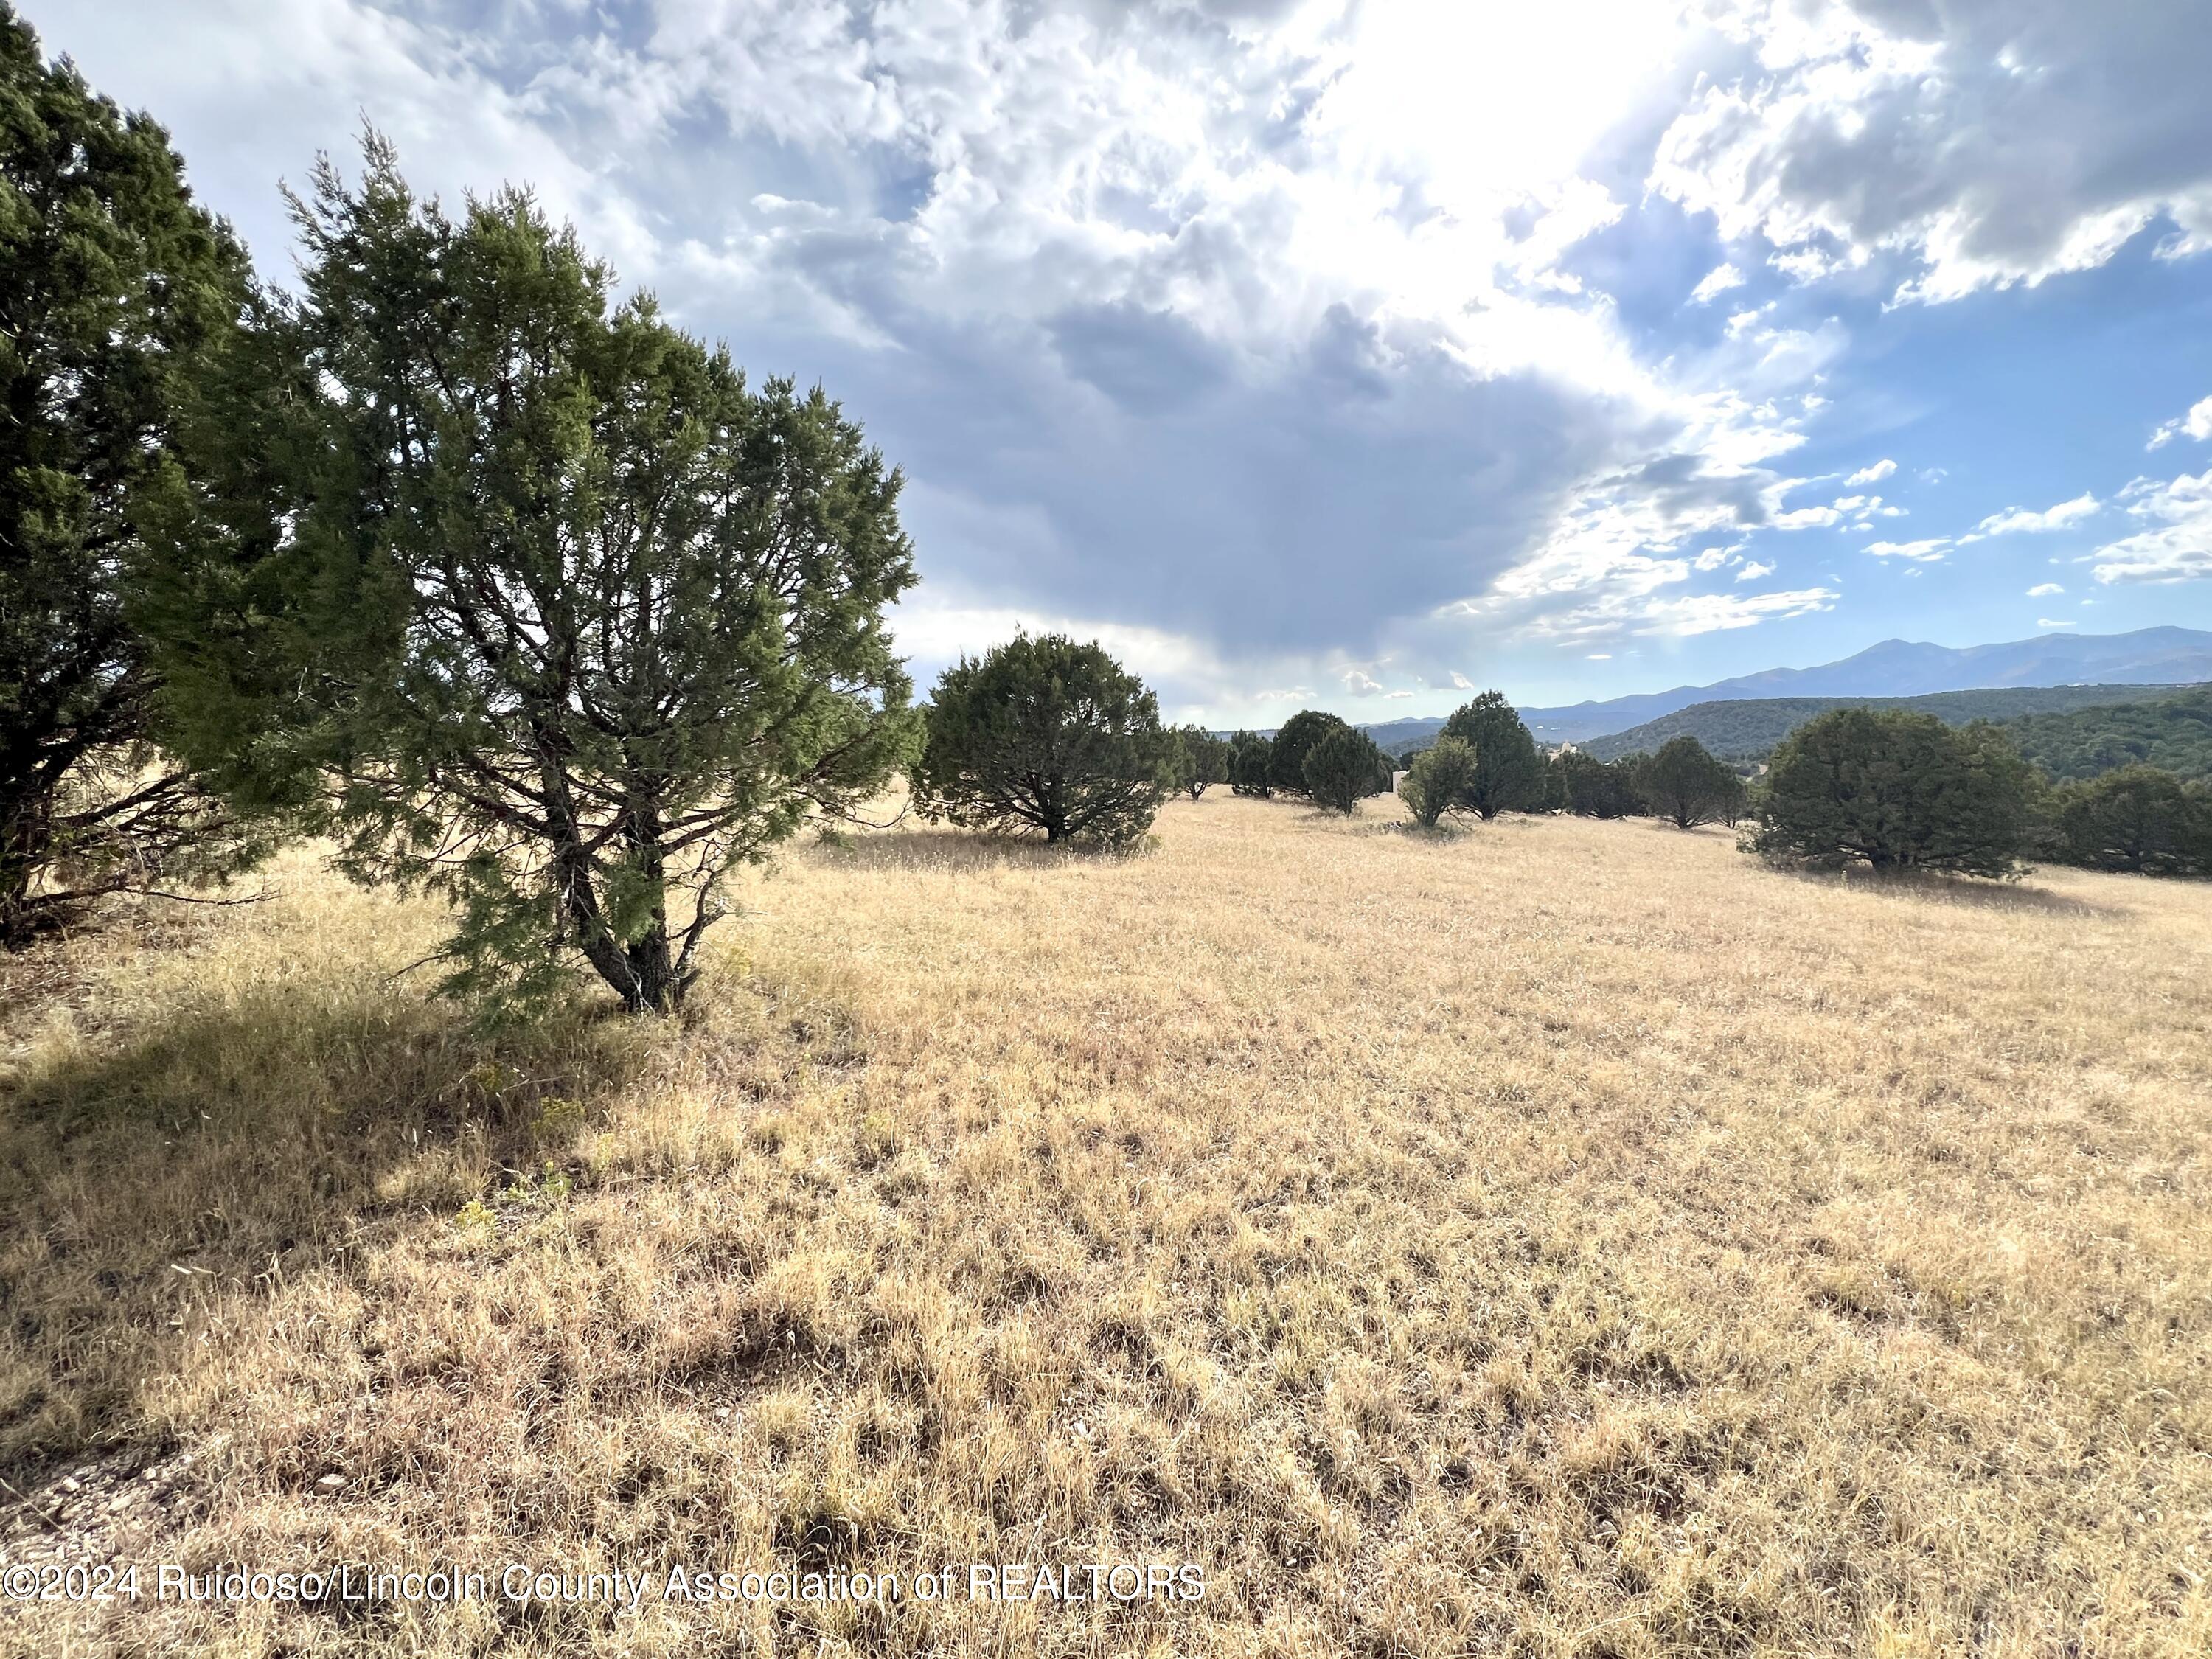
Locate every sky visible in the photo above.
<box><xmin>29</xmin><ymin>0</ymin><xmax>2212</xmax><ymax>723</ymax></box>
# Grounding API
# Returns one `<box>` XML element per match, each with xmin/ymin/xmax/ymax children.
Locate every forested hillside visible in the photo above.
<box><xmin>1579</xmin><ymin>683</ymin><xmax>2205</xmax><ymax>768</ymax></box>
<box><xmin>2003</xmin><ymin>686</ymin><xmax>2212</xmax><ymax>781</ymax></box>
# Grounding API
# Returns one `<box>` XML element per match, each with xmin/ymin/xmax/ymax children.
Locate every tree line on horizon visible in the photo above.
<box><xmin>1384</xmin><ymin>704</ymin><xmax>2212</xmax><ymax>881</ymax></box>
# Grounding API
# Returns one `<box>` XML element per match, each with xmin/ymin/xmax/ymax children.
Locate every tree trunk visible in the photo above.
<box><xmin>0</xmin><ymin>793</ymin><xmax>57</xmax><ymax>952</ymax></box>
<box><xmin>624</xmin><ymin>921</ymin><xmax>679</xmax><ymax>1013</ymax></box>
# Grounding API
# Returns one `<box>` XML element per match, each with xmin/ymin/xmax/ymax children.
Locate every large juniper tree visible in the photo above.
<box><xmin>0</xmin><ymin>7</ymin><xmax>263</xmax><ymax>946</ymax></box>
<box><xmin>154</xmin><ymin>139</ymin><xmax>919</xmax><ymax>1011</ymax></box>
<box><xmin>1440</xmin><ymin>691</ymin><xmax>1544</xmax><ymax>819</ymax></box>
<box><xmin>913</xmin><ymin>633</ymin><xmax>1171</xmax><ymax>846</ymax></box>
<box><xmin>2049</xmin><ymin>765</ymin><xmax>2207</xmax><ymax>877</ymax></box>
<box><xmin>1267</xmin><ymin>709</ymin><xmax>1356</xmax><ymax>798</ymax></box>
<box><xmin>1747</xmin><ymin>709</ymin><xmax>2034</xmax><ymax>877</ymax></box>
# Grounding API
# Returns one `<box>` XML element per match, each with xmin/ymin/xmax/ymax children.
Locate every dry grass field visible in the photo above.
<box><xmin>3</xmin><ymin>794</ymin><xmax>2209</xmax><ymax>1657</ymax></box>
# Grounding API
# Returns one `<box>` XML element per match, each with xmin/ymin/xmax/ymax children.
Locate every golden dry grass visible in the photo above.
<box><xmin>2</xmin><ymin>795</ymin><xmax>2210</xmax><ymax>1657</ymax></box>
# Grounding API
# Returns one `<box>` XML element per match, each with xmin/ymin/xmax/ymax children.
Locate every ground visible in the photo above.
<box><xmin>1</xmin><ymin>796</ymin><xmax>2208</xmax><ymax>1658</ymax></box>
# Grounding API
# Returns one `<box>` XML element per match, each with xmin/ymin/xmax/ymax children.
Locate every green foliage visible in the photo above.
<box><xmin>1399</xmin><ymin>736</ymin><xmax>1476</xmax><ymax>828</ymax></box>
<box><xmin>1747</xmin><ymin>709</ymin><xmax>2037</xmax><ymax>878</ymax></box>
<box><xmin>1553</xmin><ymin>749</ymin><xmax>1644</xmax><ymax>818</ymax></box>
<box><xmin>1635</xmin><ymin>737</ymin><xmax>1744</xmax><ymax>830</ymax></box>
<box><xmin>2046</xmin><ymin>765</ymin><xmax>2209</xmax><ymax>877</ymax></box>
<box><xmin>1267</xmin><ymin>709</ymin><xmax>1352</xmax><ymax>797</ymax></box>
<box><xmin>1582</xmin><ymin>683</ymin><xmax>2208</xmax><ymax>771</ymax></box>
<box><xmin>1440</xmin><ymin>692</ymin><xmax>1544</xmax><ymax>819</ymax></box>
<box><xmin>1172</xmin><ymin>725</ymin><xmax>1232</xmax><ymax>799</ymax></box>
<box><xmin>2004</xmin><ymin>687</ymin><xmax>2212</xmax><ymax>783</ymax></box>
<box><xmin>151</xmin><ymin>138</ymin><xmax>919</xmax><ymax>1013</ymax></box>
<box><xmin>1229</xmin><ymin>731</ymin><xmax>1274</xmax><ymax>797</ymax></box>
<box><xmin>1301</xmin><ymin>724</ymin><xmax>1389</xmax><ymax>814</ymax></box>
<box><xmin>914</xmin><ymin>633</ymin><xmax>1171</xmax><ymax>847</ymax></box>
<box><xmin>0</xmin><ymin>9</ymin><xmax>268</xmax><ymax>945</ymax></box>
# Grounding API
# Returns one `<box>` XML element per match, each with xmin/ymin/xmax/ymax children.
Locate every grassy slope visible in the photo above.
<box><xmin>1577</xmin><ymin>683</ymin><xmax>2207</xmax><ymax>766</ymax></box>
<box><xmin>4</xmin><ymin>801</ymin><xmax>2211</xmax><ymax>1656</ymax></box>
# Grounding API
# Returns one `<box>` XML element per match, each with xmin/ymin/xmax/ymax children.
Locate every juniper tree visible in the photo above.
<box><xmin>1229</xmin><ymin>731</ymin><xmax>1273</xmax><ymax>796</ymax></box>
<box><xmin>152</xmin><ymin>139</ymin><xmax>919</xmax><ymax>1012</ymax></box>
<box><xmin>1635</xmin><ymin>736</ymin><xmax>1743</xmax><ymax>830</ymax></box>
<box><xmin>2050</xmin><ymin>765</ymin><xmax>2206</xmax><ymax>876</ymax></box>
<box><xmin>1173</xmin><ymin>725</ymin><xmax>1231</xmax><ymax>799</ymax></box>
<box><xmin>1302</xmin><ymin>724</ymin><xmax>1380</xmax><ymax>813</ymax></box>
<box><xmin>0</xmin><ymin>8</ymin><xmax>265</xmax><ymax>945</ymax></box>
<box><xmin>913</xmin><ymin>633</ymin><xmax>1171</xmax><ymax>846</ymax></box>
<box><xmin>1399</xmin><ymin>735</ymin><xmax>1476</xmax><ymax>828</ymax></box>
<box><xmin>1267</xmin><ymin>709</ymin><xmax>1354</xmax><ymax>798</ymax></box>
<box><xmin>1554</xmin><ymin>748</ymin><xmax>1643</xmax><ymax>818</ymax></box>
<box><xmin>1440</xmin><ymin>691</ymin><xmax>1543</xmax><ymax>818</ymax></box>
<box><xmin>1747</xmin><ymin>709</ymin><xmax>2034</xmax><ymax>877</ymax></box>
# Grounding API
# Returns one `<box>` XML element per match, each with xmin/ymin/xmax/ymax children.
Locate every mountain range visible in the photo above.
<box><xmin>1518</xmin><ymin>626</ymin><xmax>2212</xmax><ymax>743</ymax></box>
<box><xmin>1354</xmin><ymin>627</ymin><xmax>2212</xmax><ymax>752</ymax></box>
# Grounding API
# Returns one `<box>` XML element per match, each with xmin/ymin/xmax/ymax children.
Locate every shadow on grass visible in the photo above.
<box><xmin>1755</xmin><ymin>860</ymin><xmax>2116</xmax><ymax>918</ymax></box>
<box><xmin>807</xmin><ymin>827</ymin><xmax>1151</xmax><ymax>874</ymax></box>
<box><xmin>0</xmin><ymin>969</ymin><xmax>663</xmax><ymax>1481</ymax></box>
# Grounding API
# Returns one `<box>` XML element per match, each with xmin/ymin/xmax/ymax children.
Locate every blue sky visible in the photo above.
<box><xmin>29</xmin><ymin>0</ymin><xmax>2212</xmax><ymax>723</ymax></box>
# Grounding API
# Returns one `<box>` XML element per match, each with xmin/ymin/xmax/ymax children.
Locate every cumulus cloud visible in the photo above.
<box><xmin>1865</xmin><ymin>539</ymin><xmax>1950</xmax><ymax>561</ymax></box>
<box><xmin>1846</xmin><ymin>459</ymin><xmax>1896</xmax><ymax>485</ymax></box>
<box><xmin>2149</xmin><ymin>395</ymin><xmax>2212</xmax><ymax>450</ymax></box>
<box><xmin>1649</xmin><ymin>1</ymin><xmax>2212</xmax><ymax>305</ymax></box>
<box><xmin>2026</xmin><ymin>582</ymin><xmax>2064</xmax><ymax>597</ymax></box>
<box><xmin>1968</xmin><ymin>493</ymin><xmax>2101</xmax><ymax>538</ymax></box>
<box><xmin>1630</xmin><ymin>588</ymin><xmax>1840</xmax><ymax>636</ymax></box>
<box><xmin>1735</xmin><ymin>560</ymin><xmax>1774</xmax><ymax>581</ymax></box>
<box><xmin>2037</xmin><ymin>618</ymin><xmax>2077</xmax><ymax>627</ymax></box>
<box><xmin>2090</xmin><ymin>470</ymin><xmax>2212</xmax><ymax>585</ymax></box>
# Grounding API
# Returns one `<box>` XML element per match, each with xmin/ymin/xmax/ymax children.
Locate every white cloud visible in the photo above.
<box><xmin>1846</xmin><ymin>459</ymin><xmax>1896</xmax><ymax>485</ymax></box>
<box><xmin>1631</xmin><ymin>588</ymin><xmax>1840</xmax><ymax>636</ymax></box>
<box><xmin>1448</xmin><ymin>672</ymin><xmax>1473</xmax><ymax>689</ymax></box>
<box><xmin>1968</xmin><ymin>493</ymin><xmax>2101</xmax><ymax>537</ymax></box>
<box><xmin>1865</xmin><ymin>539</ymin><xmax>1950</xmax><ymax>561</ymax></box>
<box><xmin>1690</xmin><ymin>262</ymin><xmax>1746</xmax><ymax>303</ymax></box>
<box><xmin>2089</xmin><ymin>470</ymin><xmax>2212</xmax><ymax>584</ymax></box>
<box><xmin>1648</xmin><ymin>1</ymin><xmax>2212</xmax><ymax>305</ymax></box>
<box><xmin>1735</xmin><ymin>560</ymin><xmax>1774</xmax><ymax>581</ymax></box>
<box><xmin>1342</xmin><ymin>669</ymin><xmax>1384</xmax><ymax>695</ymax></box>
<box><xmin>1586</xmin><ymin>653</ymin><xmax>1612</xmax><ymax>660</ymax></box>
<box><xmin>2149</xmin><ymin>395</ymin><xmax>2212</xmax><ymax>450</ymax></box>
<box><xmin>2037</xmin><ymin>618</ymin><xmax>2077</xmax><ymax>627</ymax></box>
<box><xmin>2026</xmin><ymin>582</ymin><xmax>2064</xmax><ymax>597</ymax></box>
